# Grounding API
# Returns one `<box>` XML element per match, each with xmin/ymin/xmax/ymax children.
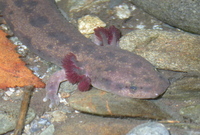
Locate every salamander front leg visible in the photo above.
<box><xmin>43</xmin><ymin>69</ymin><xmax>66</xmax><ymax>108</ymax></box>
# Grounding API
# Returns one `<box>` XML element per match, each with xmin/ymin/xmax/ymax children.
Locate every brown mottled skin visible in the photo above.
<box><xmin>0</xmin><ymin>0</ymin><xmax>169</xmax><ymax>100</ymax></box>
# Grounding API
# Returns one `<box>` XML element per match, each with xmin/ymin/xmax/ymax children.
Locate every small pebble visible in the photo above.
<box><xmin>114</xmin><ymin>3</ymin><xmax>131</xmax><ymax>19</ymax></box>
<box><xmin>78</xmin><ymin>15</ymin><xmax>106</xmax><ymax>37</ymax></box>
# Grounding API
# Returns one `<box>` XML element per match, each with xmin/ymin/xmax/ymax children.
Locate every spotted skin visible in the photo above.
<box><xmin>0</xmin><ymin>0</ymin><xmax>169</xmax><ymax>106</ymax></box>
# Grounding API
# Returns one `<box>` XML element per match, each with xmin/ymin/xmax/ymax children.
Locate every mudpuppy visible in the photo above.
<box><xmin>0</xmin><ymin>0</ymin><xmax>169</xmax><ymax>107</ymax></box>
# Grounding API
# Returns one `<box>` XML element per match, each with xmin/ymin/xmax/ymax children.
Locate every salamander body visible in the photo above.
<box><xmin>0</xmin><ymin>0</ymin><xmax>169</xmax><ymax>106</ymax></box>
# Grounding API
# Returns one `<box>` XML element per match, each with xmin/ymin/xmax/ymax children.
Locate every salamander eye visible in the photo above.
<box><xmin>130</xmin><ymin>86</ymin><xmax>137</xmax><ymax>90</ymax></box>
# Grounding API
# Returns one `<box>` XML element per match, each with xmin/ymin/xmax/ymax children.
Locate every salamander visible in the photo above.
<box><xmin>0</xmin><ymin>0</ymin><xmax>169</xmax><ymax>107</ymax></box>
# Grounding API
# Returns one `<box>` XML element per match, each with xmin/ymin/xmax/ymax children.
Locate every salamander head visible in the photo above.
<box><xmin>88</xmin><ymin>49</ymin><xmax>170</xmax><ymax>99</ymax></box>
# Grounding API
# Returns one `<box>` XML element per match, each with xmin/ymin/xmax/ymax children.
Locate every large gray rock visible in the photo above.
<box><xmin>126</xmin><ymin>122</ymin><xmax>170</xmax><ymax>135</ymax></box>
<box><xmin>68</xmin><ymin>88</ymin><xmax>171</xmax><ymax>120</ymax></box>
<box><xmin>131</xmin><ymin>0</ymin><xmax>200</xmax><ymax>34</ymax></box>
<box><xmin>119</xmin><ymin>30</ymin><xmax>200</xmax><ymax>73</ymax></box>
<box><xmin>180</xmin><ymin>104</ymin><xmax>200</xmax><ymax>124</ymax></box>
<box><xmin>0</xmin><ymin>100</ymin><xmax>35</xmax><ymax>134</ymax></box>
